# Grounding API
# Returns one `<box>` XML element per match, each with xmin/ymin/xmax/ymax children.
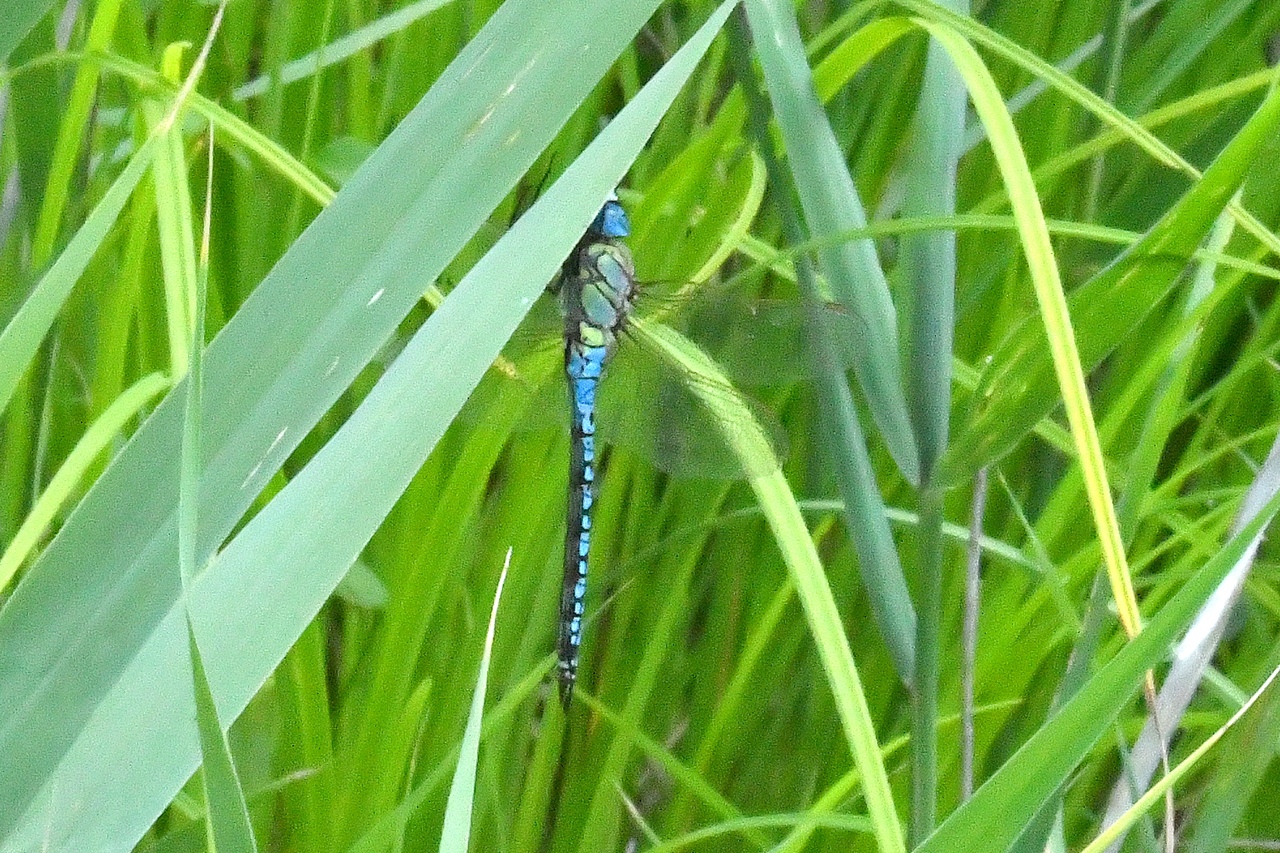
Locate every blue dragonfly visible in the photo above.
<box><xmin>471</xmin><ymin>191</ymin><xmax>820</xmax><ymax>705</ymax></box>
<box><xmin>553</xmin><ymin>192</ymin><xmax>635</xmax><ymax>704</ymax></box>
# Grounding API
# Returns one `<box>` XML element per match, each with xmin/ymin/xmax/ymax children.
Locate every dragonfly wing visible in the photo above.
<box><xmin>630</xmin><ymin>280</ymin><xmax>867</xmax><ymax>388</ymax></box>
<box><xmin>669</xmin><ymin>291</ymin><xmax>867</xmax><ymax>387</ymax></box>
<box><xmin>458</xmin><ymin>295</ymin><xmax>564</xmax><ymax>434</ymax></box>
<box><xmin>595</xmin><ymin>319</ymin><xmax>787</xmax><ymax>480</ymax></box>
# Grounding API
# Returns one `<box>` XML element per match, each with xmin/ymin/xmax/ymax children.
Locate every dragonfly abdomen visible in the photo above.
<box><xmin>558</xmin><ymin>343</ymin><xmax>606</xmax><ymax>704</ymax></box>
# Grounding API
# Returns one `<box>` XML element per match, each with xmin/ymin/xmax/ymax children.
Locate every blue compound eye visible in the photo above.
<box><xmin>591</xmin><ymin>196</ymin><xmax>631</xmax><ymax>238</ymax></box>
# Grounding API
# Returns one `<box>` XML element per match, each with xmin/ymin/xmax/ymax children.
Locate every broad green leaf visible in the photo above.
<box><xmin>0</xmin><ymin>2</ymin><xmax>728</xmax><ymax>848</ymax></box>
<box><xmin>743</xmin><ymin>0</ymin><xmax>920</xmax><ymax>485</ymax></box>
<box><xmin>0</xmin><ymin>0</ymin><xmax>669</xmax><ymax>843</ymax></box>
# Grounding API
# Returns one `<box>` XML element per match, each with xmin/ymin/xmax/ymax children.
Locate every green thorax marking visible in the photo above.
<box><xmin>561</xmin><ymin>241</ymin><xmax>637</xmax><ymax>355</ymax></box>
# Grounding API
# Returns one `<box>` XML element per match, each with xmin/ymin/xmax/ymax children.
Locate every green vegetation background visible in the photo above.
<box><xmin>1</xmin><ymin>1</ymin><xmax>1279</xmax><ymax>852</ymax></box>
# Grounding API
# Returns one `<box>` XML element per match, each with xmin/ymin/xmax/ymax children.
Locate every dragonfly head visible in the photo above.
<box><xmin>590</xmin><ymin>192</ymin><xmax>631</xmax><ymax>239</ymax></box>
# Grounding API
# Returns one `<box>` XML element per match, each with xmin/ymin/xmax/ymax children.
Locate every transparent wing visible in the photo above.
<box><xmin>459</xmin><ymin>288</ymin><xmax>834</xmax><ymax>480</ymax></box>
<box><xmin>595</xmin><ymin>319</ymin><xmax>787</xmax><ymax>480</ymax></box>
<box><xmin>456</xmin><ymin>295</ymin><xmax>564</xmax><ymax>433</ymax></box>
<box><xmin>652</xmin><ymin>287</ymin><xmax>869</xmax><ymax>388</ymax></box>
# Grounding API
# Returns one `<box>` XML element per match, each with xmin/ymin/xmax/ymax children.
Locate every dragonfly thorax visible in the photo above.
<box><xmin>560</xmin><ymin>241</ymin><xmax>637</xmax><ymax>360</ymax></box>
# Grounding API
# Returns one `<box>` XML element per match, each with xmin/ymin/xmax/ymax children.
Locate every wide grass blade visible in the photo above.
<box><xmin>0</xmin><ymin>0</ymin><xmax>667</xmax><ymax>840</ymax></box>
<box><xmin>0</xmin><ymin>2</ymin><xmax>732</xmax><ymax>848</ymax></box>
<box><xmin>742</xmin><ymin>0</ymin><xmax>920</xmax><ymax>485</ymax></box>
<box><xmin>0</xmin><ymin>0</ymin><xmax>54</xmax><ymax>64</ymax></box>
<box><xmin>901</xmin><ymin>5</ymin><xmax>966</xmax><ymax>480</ymax></box>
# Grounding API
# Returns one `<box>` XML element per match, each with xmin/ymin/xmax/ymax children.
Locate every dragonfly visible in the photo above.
<box><xmin>468</xmin><ymin>189</ymin><xmax>843</xmax><ymax>705</ymax></box>
<box><xmin>554</xmin><ymin>191</ymin><xmax>635</xmax><ymax>705</ymax></box>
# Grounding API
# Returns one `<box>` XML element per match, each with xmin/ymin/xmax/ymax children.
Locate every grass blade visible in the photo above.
<box><xmin>0</xmin><ymin>3</ymin><xmax>724</xmax><ymax>846</ymax></box>
<box><xmin>0</xmin><ymin>0</ymin><xmax>53</xmax><ymax>64</ymax></box>
<box><xmin>0</xmin><ymin>0</ymin><xmax>667</xmax><ymax>841</ymax></box>
<box><xmin>629</xmin><ymin>320</ymin><xmax>908</xmax><ymax>853</ymax></box>
<box><xmin>727</xmin><ymin>7</ymin><xmax>917</xmax><ymax>687</ymax></box>
<box><xmin>232</xmin><ymin>0</ymin><xmax>454</xmax><ymax>101</ymax></box>
<box><xmin>1079</xmin><ymin>664</ymin><xmax>1280</xmax><ymax>853</ymax></box>
<box><xmin>898</xmin><ymin>4</ymin><xmax>967</xmax><ymax>840</ymax></box>
<box><xmin>0</xmin><ymin>135</ymin><xmax>159</xmax><ymax>418</ymax></box>
<box><xmin>438</xmin><ymin>552</ymin><xmax>509</xmax><ymax>853</ymax></box>
<box><xmin>921</xmin><ymin>19</ymin><xmax>1142</xmax><ymax>638</ymax></box>
<box><xmin>742</xmin><ymin>0</ymin><xmax>919</xmax><ymax>484</ymax></box>
<box><xmin>915</xmin><ymin>483</ymin><xmax>1280</xmax><ymax>853</ymax></box>
<box><xmin>0</xmin><ymin>371</ymin><xmax>168</xmax><ymax>593</ymax></box>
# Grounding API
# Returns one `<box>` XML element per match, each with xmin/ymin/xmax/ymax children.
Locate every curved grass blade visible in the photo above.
<box><xmin>948</xmin><ymin>73</ymin><xmax>1280</xmax><ymax>481</ymax></box>
<box><xmin>146</xmin><ymin>43</ymin><xmax>203</xmax><ymax>379</ymax></box>
<box><xmin>1099</xmin><ymin>426</ymin><xmax>1280</xmax><ymax>848</ymax></box>
<box><xmin>0</xmin><ymin>371</ymin><xmax>168</xmax><ymax>593</ymax></box>
<box><xmin>920</xmin><ymin>20</ymin><xmax>1141</xmax><ymax>639</ymax></box>
<box><xmin>29</xmin><ymin>0</ymin><xmax>126</xmax><ymax>266</ymax></box>
<box><xmin>636</xmin><ymin>318</ymin><xmax>907</xmax><ymax>853</ymax></box>
<box><xmin>0</xmin><ymin>3</ymin><xmax>728</xmax><ymax>848</ymax></box>
<box><xmin>1079</xmin><ymin>663</ymin><xmax>1280</xmax><ymax>853</ymax></box>
<box><xmin>3</xmin><ymin>50</ymin><xmax>335</xmax><ymax>205</ymax></box>
<box><xmin>1183</xmin><ymin>646</ymin><xmax>1280</xmax><ymax>853</ymax></box>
